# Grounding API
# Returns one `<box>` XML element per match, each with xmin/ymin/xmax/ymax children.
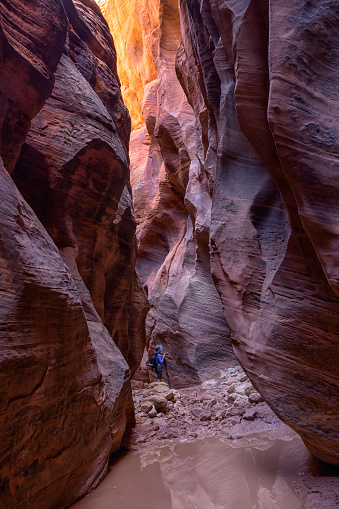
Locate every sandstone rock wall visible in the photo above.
<box><xmin>0</xmin><ymin>0</ymin><xmax>144</xmax><ymax>506</ymax></box>
<box><xmin>178</xmin><ymin>0</ymin><xmax>339</xmax><ymax>465</ymax></box>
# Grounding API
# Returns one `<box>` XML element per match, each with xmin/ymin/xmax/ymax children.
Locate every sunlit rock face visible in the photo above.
<box><xmin>177</xmin><ymin>0</ymin><xmax>339</xmax><ymax>465</ymax></box>
<box><xmin>0</xmin><ymin>0</ymin><xmax>145</xmax><ymax>507</ymax></box>
<box><xmin>98</xmin><ymin>0</ymin><xmax>159</xmax><ymax>129</ymax></box>
<box><xmin>128</xmin><ymin>0</ymin><xmax>237</xmax><ymax>387</ymax></box>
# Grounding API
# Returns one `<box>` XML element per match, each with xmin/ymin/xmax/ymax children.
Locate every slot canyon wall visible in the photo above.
<box><xmin>175</xmin><ymin>0</ymin><xmax>339</xmax><ymax>466</ymax></box>
<box><xmin>101</xmin><ymin>0</ymin><xmax>339</xmax><ymax>465</ymax></box>
<box><xmin>0</xmin><ymin>0</ymin><xmax>148</xmax><ymax>507</ymax></box>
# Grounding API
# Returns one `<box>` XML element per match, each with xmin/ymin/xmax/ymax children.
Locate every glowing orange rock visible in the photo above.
<box><xmin>97</xmin><ymin>0</ymin><xmax>159</xmax><ymax>129</ymax></box>
<box><xmin>96</xmin><ymin>0</ymin><xmax>109</xmax><ymax>10</ymax></box>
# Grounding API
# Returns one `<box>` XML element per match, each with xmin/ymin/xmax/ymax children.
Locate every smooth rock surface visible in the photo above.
<box><xmin>0</xmin><ymin>157</ymin><xmax>113</xmax><ymax>508</ymax></box>
<box><xmin>12</xmin><ymin>0</ymin><xmax>146</xmax><ymax>377</ymax></box>
<box><xmin>178</xmin><ymin>0</ymin><xmax>339</xmax><ymax>465</ymax></box>
<box><xmin>98</xmin><ymin>0</ymin><xmax>339</xmax><ymax>467</ymax></box>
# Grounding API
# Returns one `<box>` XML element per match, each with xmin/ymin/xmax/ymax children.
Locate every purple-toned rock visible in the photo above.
<box><xmin>0</xmin><ymin>0</ymin><xmax>144</xmax><ymax>506</ymax></box>
<box><xmin>178</xmin><ymin>0</ymin><xmax>339</xmax><ymax>465</ymax></box>
<box><xmin>0</xmin><ymin>0</ymin><xmax>67</xmax><ymax>172</ymax></box>
<box><xmin>0</xmin><ymin>156</ymin><xmax>115</xmax><ymax>507</ymax></box>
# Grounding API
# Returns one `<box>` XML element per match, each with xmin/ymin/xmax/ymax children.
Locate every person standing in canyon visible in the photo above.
<box><xmin>154</xmin><ymin>344</ymin><xmax>167</xmax><ymax>382</ymax></box>
<box><xmin>146</xmin><ymin>344</ymin><xmax>171</xmax><ymax>386</ymax></box>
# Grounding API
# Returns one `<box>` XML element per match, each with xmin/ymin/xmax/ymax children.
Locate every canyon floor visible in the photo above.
<box><xmin>118</xmin><ymin>366</ymin><xmax>339</xmax><ymax>508</ymax></box>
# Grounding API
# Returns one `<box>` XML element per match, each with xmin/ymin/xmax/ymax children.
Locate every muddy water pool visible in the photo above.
<box><xmin>72</xmin><ymin>429</ymin><xmax>339</xmax><ymax>509</ymax></box>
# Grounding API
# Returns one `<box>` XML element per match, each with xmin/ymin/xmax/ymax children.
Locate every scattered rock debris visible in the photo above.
<box><xmin>125</xmin><ymin>366</ymin><xmax>284</xmax><ymax>450</ymax></box>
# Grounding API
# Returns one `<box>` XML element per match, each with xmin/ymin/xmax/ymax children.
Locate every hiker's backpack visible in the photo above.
<box><xmin>146</xmin><ymin>353</ymin><xmax>158</xmax><ymax>371</ymax></box>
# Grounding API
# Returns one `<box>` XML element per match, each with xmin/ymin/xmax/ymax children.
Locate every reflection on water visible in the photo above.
<box><xmin>72</xmin><ymin>430</ymin><xmax>310</xmax><ymax>509</ymax></box>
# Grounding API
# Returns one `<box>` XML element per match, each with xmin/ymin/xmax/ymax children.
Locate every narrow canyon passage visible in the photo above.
<box><xmin>0</xmin><ymin>0</ymin><xmax>338</xmax><ymax>508</ymax></box>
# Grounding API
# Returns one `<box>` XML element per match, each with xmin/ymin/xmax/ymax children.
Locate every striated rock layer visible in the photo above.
<box><xmin>0</xmin><ymin>0</ymin><xmax>145</xmax><ymax>507</ymax></box>
<box><xmin>177</xmin><ymin>0</ymin><xmax>339</xmax><ymax>465</ymax></box>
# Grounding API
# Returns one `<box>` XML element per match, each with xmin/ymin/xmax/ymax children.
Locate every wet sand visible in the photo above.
<box><xmin>71</xmin><ymin>429</ymin><xmax>339</xmax><ymax>508</ymax></box>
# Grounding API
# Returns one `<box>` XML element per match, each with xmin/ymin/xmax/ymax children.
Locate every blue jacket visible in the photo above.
<box><xmin>155</xmin><ymin>353</ymin><xmax>164</xmax><ymax>368</ymax></box>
